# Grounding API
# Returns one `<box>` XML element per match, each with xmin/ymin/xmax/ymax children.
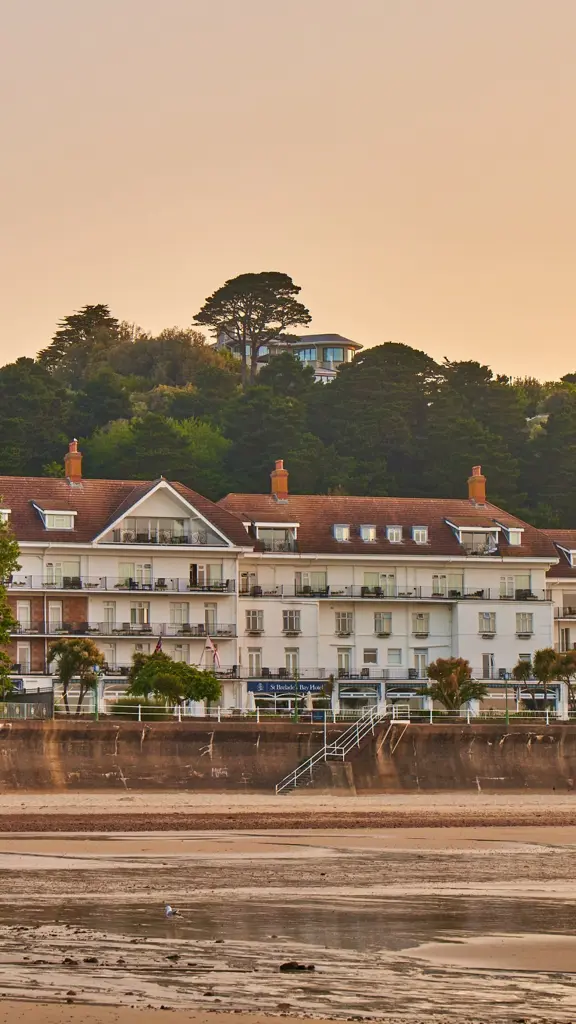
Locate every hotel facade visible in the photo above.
<box><xmin>3</xmin><ymin>444</ymin><xmax>564</xmax><ymax>711</ymax></box>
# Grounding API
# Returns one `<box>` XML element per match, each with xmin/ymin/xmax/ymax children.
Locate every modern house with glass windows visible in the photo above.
<box><xmin>219</xmin><ymin>463</ymin><xmax>560</xmax><ymax>713</ymax></box>
<box><xmin>215</xmin><ymin>330</ymin><xmax>361</xmax><ymax>382</ymax></box>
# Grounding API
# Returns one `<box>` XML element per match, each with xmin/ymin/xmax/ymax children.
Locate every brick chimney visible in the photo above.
<box><xmin>270</xmin><ymin>459</ymin><xmax>289</xmax><ymax>501</ymax></box>
<box><xmin>468</xmin><ymin>464</ymin><xmax>486</xmax><ymax>504</ymax></box>
<box><xmin>64</xmin><ymin>439</ymin><xmax>83</xmax><ymax>482</ymax></box>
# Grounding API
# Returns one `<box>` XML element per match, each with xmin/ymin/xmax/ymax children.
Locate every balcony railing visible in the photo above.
<box><xmin>239</xmin><ymin>584</ymin><xmax>549</xmax><ymax>601</ymax></box>
<box><xmin>555</xmin><ymin>606</ymin><xmax>576</xmax><ymax>618</ymax></box>
<box><xmin>11</xmin><ymin>621</ymin><xmax>237</xmax><ymax>638</ymax></box>
<box><xmin>258</xmin><ymin>539</ymin><xmax>297</xmax><ymax>552</ymax></box>
<box><xmin>8</xmin><ymin>576</ymin><xmax>235</xmax><ymax>594</ymax></box>
<box><xmin>111</xmin><ymin>529</ymin><xmax>215</xmax><ymax>546</ymax></box>
<box><xmin>245</xmin><ymin>667</ymin><xmax>422</xmax><ymax>681</ymax></box>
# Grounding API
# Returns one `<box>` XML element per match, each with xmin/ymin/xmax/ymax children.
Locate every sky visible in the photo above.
<box><xmin>1</xmin><ymin>0</ymin><xmax>575</xmax><ymax>380</ymax></box>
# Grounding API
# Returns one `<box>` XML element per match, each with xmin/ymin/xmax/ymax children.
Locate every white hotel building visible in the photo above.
<box><xmin>3</xmin><ymin>444</ymin><xmax>562</xmax><ymax>710</ymax></box>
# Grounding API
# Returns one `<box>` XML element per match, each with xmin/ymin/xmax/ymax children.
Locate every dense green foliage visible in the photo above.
<box><xmin>4</xmin><ymin>299</ymin><xmax>576</xmax><ymax>524</ymax></box>
<box><xmin>127</xmin><ymin>651</ymin><xmax>222</xmax><ymax>705</ymax></box>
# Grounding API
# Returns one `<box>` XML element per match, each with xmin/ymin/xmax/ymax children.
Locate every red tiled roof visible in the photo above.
<box><xmin>543</xmin><ymin>530</ymin><xmax>576</xmax><ymax>578</ymax></box>
<box><xmin>0</xmin><ymin>477</ymin><xmax>251</xmax><ymax>546</ymax></box>
<box><xmin>218</xmin><ymin>493</ymin><xmax>558</xmax><ymax>559</ymax></box>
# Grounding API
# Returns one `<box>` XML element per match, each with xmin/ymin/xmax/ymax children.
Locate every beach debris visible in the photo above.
<box><xmin>165</xmin><ymin>904</ymin><xmax>180</xmax><ymax>917</ymax></box>
<box><xmin>279</xmin><ymin>961</ymin><xmax>315</xmax><ymax>972</ymax></box>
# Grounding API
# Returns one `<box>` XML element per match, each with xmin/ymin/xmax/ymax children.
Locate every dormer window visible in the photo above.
<box><xmin>0</xmin><ymin>510</ymin><xmax>10</xmax><ymax>524</ymax></box>
<box><xmin>334</xmin><ymin>524</ymin><xmax>350</xmax><ymax>542</ymax></box>
<box><xmin>507</xmin><ymin>530</ymin><xmax>522</xmax><ymax>546</ymax></box>
<box><xmin>571</xmin><ymin>551</ymin><xmax>576</xmax><ymax>568</ymax></box>
<box><xmin>412</xmin><ymin>527</ymin><xmax>428</xmax><ymax>544</ymax></box>
<box><xmin>46</xmin><ymin>513</ymin><xmax>75</xmax><ymax>530</ymax></box>
<box><xmin>386</xmin><ymin>526</ymin><xmax>402</xmax><ymax>543</ymax></box>
<box><xmin>360</xmin><ymin>525</ymin><xmax>376</xmax><ymax>542</ymax></box>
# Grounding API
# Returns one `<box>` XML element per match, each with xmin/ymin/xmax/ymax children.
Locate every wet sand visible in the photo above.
<box><xmin>0</xmin><ymin>821</ymin><xmax>575</xmax><ymax>1021</ymax></box>
<box><xmin>1</xmin><ymin>791</ymin><xmax>576</xmax><ymax>831</ymax></box>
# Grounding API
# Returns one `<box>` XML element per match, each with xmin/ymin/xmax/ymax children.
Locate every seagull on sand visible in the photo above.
<box><xmin>165</xmin><ymin>904</ymin><xmax>180</xmax><ymax>918</ymax></box>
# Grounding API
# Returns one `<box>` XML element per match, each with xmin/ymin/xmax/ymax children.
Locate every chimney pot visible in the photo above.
<box><xmin>270</xmin><ymin>459</ymin><xmax>289</xmax><ymax>501</ymax></box>
<box><xmin>468</xmin><ymin>464</ymin><xmax>486</xmax><ymax>504</ymax></box>
<box><xmin>64</xmin><ymin>439</ymin><xmax>83</xmax><ymax>482</ymax></box>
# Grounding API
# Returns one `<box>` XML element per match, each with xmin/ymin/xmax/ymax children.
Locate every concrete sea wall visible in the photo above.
<box><xmin>1</xmin><ymin>720</ymin><xmax>576</xmax><ymax>792</ymax></box>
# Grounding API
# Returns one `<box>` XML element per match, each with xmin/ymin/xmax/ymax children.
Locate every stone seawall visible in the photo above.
<box><xmin>0</xmin><ymin>719</ymin><xmax>575</xmax><ymax>792</ymax></box>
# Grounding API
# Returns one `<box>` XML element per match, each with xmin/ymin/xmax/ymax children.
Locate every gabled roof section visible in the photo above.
<box><xmin>0</xmin><ymin>476</ymin><xmax>251</xmax><ymax>546</ymax></box>
<box><xmin>543</xmin><ymin>530</ymin><xmax>576</xmax><ymax>578</ymax></box>
<box><xmin>219</xmin><ymin>492</ymin><xmax>558</xmax><ymax>559</ymax></box>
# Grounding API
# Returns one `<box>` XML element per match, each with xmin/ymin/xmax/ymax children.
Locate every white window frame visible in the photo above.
<box><xmin>363</xmin><ymin>648</ymin><xmax>378</xmax><ymax>664</ymax></box>
<box><xmin>170</xmin><ymin>602</ymin><xmax>190</xmax><ymax>625</ymax></box>
<box><xmin>412</xmin><ymin>612</ymin><xmax>430</xmax><ymax>633</ymax></box>
<box><xmin>387</xmin><ymin>648</ymin><xmax>402</xmax><ymax>666</ymax></box>
<box><xmin>479</xmin><ymin>611</ymin><xmax>496</xmax><ymax>634</ymax></box>
<box><xmin>45</xmin><ymin>513</ymin><xmax>76</xmax><ymax>530</ymax></box>
<box><xmin>16</xmin><ymin>642</ymin><xmax>31</xmax><ymax>673</ymax></box>
<box><xmin>360</xmin><ymin>525</ymin><xmax>377</xmax><ymax>542</ymax></box>
<box><xmin>333</xmin><ymin>524</ymin><xmax>350</xmax><ymax>542</ymax></box>
<box><xmin>246</xmin><ymin>610</ymin><xmax>264</xmax><ymax>631</ymax></box>
<box><xmin>248</xmin><ymin>648</ymin><xmax>262</xmax><ymax>676</ymax></box>
<box><xmin>282</xmin><ymin>610</ymin><xmax>301</xmax><ymax>632</ymax></box>
<box><xmin>335</xmin><ymin>611</ymin><xmax>353</xmax><ymax>633</ymax></box>
<box><xmin>412</xmin><ymin>527</ymin><xmax>428</xmax><ymax>544</ymax></box>
<box><xmin>285</xmin><ymin>648</ymin><xmax>299</xmax><ymax>673</ymax></box>
<box><xmin>0</xmin><ymin>509</ymin><xmax>11</xmax><ymax>523</ymax></box>
<box><xmin>374</xmin><ymin>611</ymin><xmax>392</xmax><ymax>635</ymax></box>
<box><xmin>516</xmin><ymin>612</ymin><xmax>534</xmax><ymax>634</ymax></box>
<box><xmin>386</xmin><ymin>526</ymin><xmax>402</xmax><ymax>543</ymax></box>
<box><xmin>16</xmin><ymin>601</ymin><xmax>31</xmax><ymax>628</ymax></box>
<box><xmin>130</xmin><ymin>601</ymin><xmax>150</xmax><ymax>625</ymax></box>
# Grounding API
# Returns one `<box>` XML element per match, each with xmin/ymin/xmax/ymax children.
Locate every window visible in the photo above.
<box><xmin>333</xmin><ymin>524</ymin><xmax>350</xmax><ymax>542</ymax></box>
<box><xmin>130</xmin><ymin>602</ymin><xmax>150</xmax><ymax>625</ymax></box>
<box><xmin>507</xmin><ymin>530</ymin><xmax>522</xmax><ymax>546</ymax></box>
<box><xmin>282</xmin><ymin>610</ymin><xmax>301</xmax><ymax>632</ymax></box>
<box><xmin>412</xmin><ymin>527</ymin><xmax>428</xmax><ymax>544</ymax></box>
<box><xmin>387</xmin><ymin>648</ymin><xmax>402</xmax><ymax>666</ymax></box>
<box><xmin>363</xmin><ymin>571</ymin><xmax>395</xmax><ymax>594</ymax></box>
<box><xmin>479</xmin><ymin>611</ymin><xmax>496</xmax><ymax>634</ymax></box>
<box><xmin>48</xmin><ymin>601</ymin><xmax>63</xmax><ymax>630</ymax></box>
<box><xmin>500</xmin><ymin>574</ymin><xmax>531</xmax><ymax>598</ymax></box>
<box><xmin>16</xmin><ymin>601</ymin><xmax>30</xmax><ymax>629</ymax></box>
<box><xmin>296</xmin><ymin>347</ymin><xmax>317</xmax><ymax>362</ymax></box>
<box><xmin>285</xmin><ymin>648</ymin><xmax>299</xmax><ymax>673</ymax></box>
<box><xmin>134</xmin><ymin>642</ymin><xmax>150</xmax><ymax>655</ymax></box>
<box><xmin>170</xmin><ymin>602</ymin><xmax>190</xmax><ymax>625</ymax></box>
<box><xmin>335</xmin><ymin>611</ymin><xmax>353</xmax><ymax>633</ymax></box>
<box><xmin>360</xmin><ymin>525</ymin><xmax>377</xmax><ymax>542</ymax></box>
<box><xmin>412</xmin><ymin>613</ymin><xmax>430</xmax><ymax>634</ymax></box>
<box><xmin>337</xmin><ymin>648</ymin><xmax>351</xmax><ymax>673</ymax></box>
<box><xmin>363</xmin><ymin>648</ymin><xmax>378</xmax><ymax>664</ymax></box>
<box><xmin>45</xmin><ymin>513</ymin><xmax>75</xmax><ymax>530</ymax></box>
<box><xmin>103</xmin><ymin>602</ymin><xmax>116</xmax><ymax>629</ymax></box>
<box><xmin>101</xmin><ymin>643</ymin><xmax>116</xmax><ymax>668</ymax></box>
<box><xmin>560</xmin><ymin>628</ymin><xmax>571</xmax><ymax>652</ymax></box>
<box><xmin>516</xmin><ymin>612</ymin><xmax>534</xmax><ymax>634</ymax></box>
<box><xmin>461</xmin><ymin>530</ymin><xmax>498</xmax><ymax>553</ymax></box>
<box><xmin>204</xmin><ymin>603</ymin><xmax>217</xmax><ymax>630</ymax></box>
<box><xmin>45</xmin><ymin>561</ymin><xmax>81</xmax><ymax>586</ymax></box>
<box><xmin>432</xmin><ymin>573</ymin><xmax>463</xmax><ymax>597</ymax></box>
<box><xmin>374</xmin><ymin>611</ymin><xmax>392</xmax><ymax>634</ymax></box>
<box><xmin>246</xmin><ymin>610</ymin><xmax>264</xmax><ymax>631</ymax></box>
<box><xmin>295</xmin><ymin>571</ymin><xmax>327</xmax><ymax>593</ymax></box>
<box><xmin>257</xmin><ymin>527</ymin><xmax>295</xmax><ymax>551</ymax></box>
<box><xmin>482</xmin><ymin>653</ymin><xmax>495</xmax><ymax>679</ymax></box>
<box><xmin>16</xmin><ymin>642</ymin><xmax>30</xmax><ymax>673</ymax></box>
<box><xmin>248</xmin><ymin>648</ymin><xmax>262</xmax><ymax>676</ymax></box>
<box><xmin>323</xmin><ymin>346</ymin><xmax>344</xmax><ymax>363</ymax></box>
<box><xmin>173</xmin><ymin>644</ymin><xmax>190</xmax><ymax>663</ymax></box>
<box><xmin>119</xmin><ymin>562</ymin><xmax>152</xmax><ymax>586</ymax></box>
<box><xmin>0</xmin><ymin>510</ymin><xmax>10</xmax><ymax>523</ymax></box>
<box><xmin>386</xmin><ymin>526</ymin><xmax>402</xmax><ymax>543</ymax></box>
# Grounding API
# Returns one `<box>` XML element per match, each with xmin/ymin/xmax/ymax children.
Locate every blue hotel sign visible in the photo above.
<box><xmin>248</xmin><ymin>680</ymin><xmax>326</xmax><ymax>694</ymax></box>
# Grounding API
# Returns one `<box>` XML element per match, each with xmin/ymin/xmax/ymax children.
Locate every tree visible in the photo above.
<box><xmin>532</xmin><ymin>647</ymin><xmax>559</xmax><ymax>707</ymax></box>
<box><xmin>127</xmin><ymin>651</ymin><xmax>222</xmax><ymax>706</ymax></box>
<box><xmin>48</xmin><ymin>638</ymin><xmax>105</xmax><ymax>715</ymax></box>
<box><xmin>0</xmin><ymin>516</ymin><xmax>20</xmax><ymax>697</ymax></box>
<box><xmin>0</xmin><ymin>359</ymin><xmax>71</xmax><ymax>475</ymax></box>
<box><xmin>555</xmin><ymin>651</ymin><xmax>576</xmax><ymax>710</ymax></box>
<box><xmin>424</xmin><ymin>657</ymin><xmax>489</xmax><ymax>712</ymax></box>
<box><xmin>194</xmin><ymin>272</ymin><xmax>312</xmax><ymax>385</ymax></box>
<box><xmin>258</xmin><ymin>351</ymin><xmax>316</xmax><ymax>397</ymax></box>
<box><xmin>37</xmin><ymin>304</ymin><xmax>121</xmax><ymax>386</ymax></box>
<box><xmin>511</xmin><ymin>658</ymin><xmax>533</xmax><ymax>686</ymax></box>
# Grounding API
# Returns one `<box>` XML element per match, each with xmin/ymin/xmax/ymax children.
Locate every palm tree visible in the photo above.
<box><xmin>555</xmin><ymin>651</ymin><xmax>576</xmax><ymax>711</ymax></box>
<box><xmin>424</xmin><ymin>657</ymin><xmax>489</xmax><ymax>713</ymax></box>
<box><xmin>532</xmin><ymin>647</ymin><xmax>558</xmax><ymax>708</ymax></box>
<box><xmin>49</xmin><ymin>637</ymin><xmax>105</xmax><ymax>715</ymax></box>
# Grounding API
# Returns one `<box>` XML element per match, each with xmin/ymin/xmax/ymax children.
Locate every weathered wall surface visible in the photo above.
<box><xmin>0</xmin><ymin>720</ymin><xmax>575</xmax><ymax>792</ymax></box>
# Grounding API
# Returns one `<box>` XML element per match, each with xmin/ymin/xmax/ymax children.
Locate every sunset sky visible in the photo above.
<box><xmin>1</xmin><ymin>0</ymin><xmax>575</xmax><ymax>379</ymax></box>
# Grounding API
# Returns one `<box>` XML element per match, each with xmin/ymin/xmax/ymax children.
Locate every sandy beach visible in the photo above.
<box><xmin>0</xmin><ymin>798</ymin><xmax>572</xmax><ymax>1021</ymax></box>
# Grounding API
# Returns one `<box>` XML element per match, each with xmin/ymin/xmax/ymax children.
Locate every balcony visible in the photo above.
<box><xmin>243</xmin><ymin>666</ymin><xmax>421</xmax><ymax>681</ymax></box>
<box><xmin>555</xmin><ymin>606</ymin><xmax>576</xmax><ymax>619</ymax></box>
<box><xmin>258</xmin><ymin>538</ymin><xmax>297</xmax><ymax>552</ymax></box>
<box><xmin>239</xmin><ymin>584</ymin><xmax>549</xmax><ymax>601</ymax></box>
<box><xmin>11</xmin><ymin>621</ymin><xmax>237</xmax><ymax>638</ymax></box>
<box><xmin>8</xmin><ymin>576</ymin><xmax>235</xmax><ymax>594</ymax></box>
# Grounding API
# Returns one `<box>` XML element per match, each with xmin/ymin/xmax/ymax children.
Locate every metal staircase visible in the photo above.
<box><xmin>275</xmin><ymin>703</ymin><xmax>410</xmax><ymax>794</ymax></box>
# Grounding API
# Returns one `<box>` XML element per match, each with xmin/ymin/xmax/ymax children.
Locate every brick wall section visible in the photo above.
<box><xmin>8</xmin><ymin>596</ymin><xmax>89</xmax><ymax>629</ymax></box>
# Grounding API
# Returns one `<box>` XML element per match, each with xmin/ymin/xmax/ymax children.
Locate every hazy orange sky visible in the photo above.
<box><xmin>1</xmin><ymin>0</ymin><xmax>575</xmax><ymax>379</ymax></box>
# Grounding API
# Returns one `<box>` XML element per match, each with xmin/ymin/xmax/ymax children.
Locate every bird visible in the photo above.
<box><xmin>165</xmin><ymin>904</ymin><xmax>180</xmax><ymax>918</ymax></box>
